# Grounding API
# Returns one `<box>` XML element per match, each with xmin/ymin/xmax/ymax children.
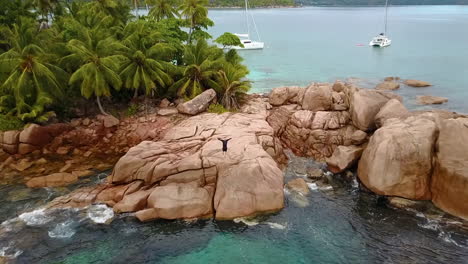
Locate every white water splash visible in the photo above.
<box><xmin>87</xmin><ymin>204</ymin><xmax>114</xmax><ymax>224</ymax></box>
<box><xmin>307</xmin><ymin>183</ymin><xmax>318</xmax><ymax>191</ymax></box>
<box><xmin>18</xmin><ymin>208</ymin><xmax>54</xmax><ymax>226</ymax></box>
<box><xmin>419</xmin><ymin>220</ymin><xmax>439</xmax><ymax>231</ymax></box>
<box><xmin>439</xmin><ymin>231</ymin><xmax>465</xmax><ymax>248</ymax></box>
<box><xmin>265</xmin><ymin>222</ymin><xmax>286</xmax><ymax>230</ymax></box>
<box><xmin>233</xmin><ymin>217</ymin><xmax>259</xmax><ymax>226</ymax></box>
<box><xmin>48</xmin><ymin>220</ymin><xmax>76</xmax><ymax>239</ymax></box>
<box><xmin>289</xmin><ymin>193</ymin><xmax>310</xmax><ymax>207</ymax></box>
<box><xmin>0</xmin><ymin>244</ymin><xmax>23</xmax><ymax>259</ymax></box>
<box><xmin>319</xmin><ymin>186</ymin><xmax>333</xmax><ymax>191</ymax></box>
<box><xmin>283</xmin><ymin>187</ymin><xmax>291</xmax><ymax>196</ymax></box>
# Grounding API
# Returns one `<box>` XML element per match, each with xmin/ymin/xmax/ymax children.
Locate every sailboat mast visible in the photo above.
<box><xmin>245</xmin><ymin>0</ymin><xmax>250</xmax><ymax>37</ymax></box>
<box><xmin>384</xmin><ymin>0</ymin><xmax>389</xmax><ymax>35</ymax></box>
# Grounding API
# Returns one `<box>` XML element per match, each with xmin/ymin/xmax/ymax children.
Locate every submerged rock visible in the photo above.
<box><xmin>404</xmin><ymin>79</ymin><xmax>432</xmax><ymax>87</ymax></box>
<box><xmin>376</xmin><ymin>81</ymin><xmax>400</xmax><ymax>90</ymax></box>
<box><xmin>26</xmin><ymin>173</ymin><xmax>78</xmax><ymax>188</ymax></box>
<box><xmin>417</xmin><ymin>95</ymin><xmax>448</xmax><ymax>105</ymax></box>
<box><xmin>286</xmin><ymin>178</ymin><xmax>310</xmax><ymax>196</ymax></box>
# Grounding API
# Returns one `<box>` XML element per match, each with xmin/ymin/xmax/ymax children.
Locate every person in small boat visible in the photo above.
<box><xmin>218</xmin><ymin>138</ymin><xmax>232</xmax><ymax>156</ymax></box>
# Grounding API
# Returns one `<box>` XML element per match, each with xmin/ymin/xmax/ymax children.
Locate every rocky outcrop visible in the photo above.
<box><xmin>376</xmin><ymin>81</ymin><xmax>400</xmax><ymax>90</ymax></box>
<box><xmin>404</xmin><ymin>79</ymin><xmax>432</xmax><ymax>87</ymax></box>
<box><xmin>374</xmin><ymin>99</ymin><xmax>409</xmax><ymax>127</ymax></box>
<box><xmin>326</xmin><ymin>145</ymin><xmax>364</xmax><ymax>173</ymax></box>
<box><xmin>301</xmin><ymin>83</ymin><xmax>333</xmax><ymax>111</ymax></box>
<box><xmin>358</xmin><ymin>115</ymin><xmax>438</xmax><ymax>200</ymax></box>
<box><xmin>177</xmin><ymin>89</ymin><xmax>216</xmax><ymax>115</ymax></box>
<box><xmin>431</xmin><ymin>118</ymin><xmax>468</xmax><ymax>220</ymax></box>
<box><xmin>417</xmin><ymin>95</ymin><xmax>448</xmax><ymax>105</ymax></box>
<box><xmin>107</xmin><ymin>110</ymin><xmax>285</xmax><ymax>221</ymax></box>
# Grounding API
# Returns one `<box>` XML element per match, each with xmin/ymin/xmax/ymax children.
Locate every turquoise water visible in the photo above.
<box><xmin>208</xmin><ymin>6</ymin><xmax>468</xmax><ymax>113</ymax></box>
<box><xmin>1</xmin><ymin>154</ymin><xmax>468</xmax><ymax>263</ymax></box>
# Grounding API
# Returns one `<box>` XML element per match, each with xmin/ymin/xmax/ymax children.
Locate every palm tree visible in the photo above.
<box><xmin>65</xmin><ymin>28</ymin><xmax>125</xmax><ymax>115</ymax></box>
<box><xmin>210</xmin><ymin>63</ymin><xmax>251</xmax><ymax>110</ymax></box>
<box><xmin>119</xmin><ymin>21</ymin><xmax>174</xmax><ymax>97</ymax></box>
<box><xmin>0</xmin><ymin>18</ymin><xmax>67</xmax><ymax>122</ymax></box>
<box><xmin>148</xmin><ymin>0</ymin><xmax>177</xmax><ymax>22</ymax></box>
<box><xmin>179</xmin><ymin>0</ymin><xmax>209</xmax><ymax>43</ymax></box>
<box><xmin>169</xmin><ymin>39</ymin><xmax>222</xmax><ymax>98</ymax></box>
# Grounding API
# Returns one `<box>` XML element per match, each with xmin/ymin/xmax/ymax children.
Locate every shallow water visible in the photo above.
<box><xmin>208</xmin><ymin>6</ymin><xmax>468</xmax><ymax>113</ymax></box>
<box><xmin>1</xmin><ymin>154</ymin><xmax>467</xmax><ymax>263</ymax></box>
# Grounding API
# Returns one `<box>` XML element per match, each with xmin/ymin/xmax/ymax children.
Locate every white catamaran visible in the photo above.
<box><xmin>369</xmin><ymin>0</ymin><xmax>392</xmax><ymax>47</ymax></box>
<box><xmin>232</xmin><ymin>0</ymin><xmax>264</xmax><ymax>50</ymax></box>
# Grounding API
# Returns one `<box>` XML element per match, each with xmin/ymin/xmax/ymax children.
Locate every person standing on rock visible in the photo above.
<box><xmin>218</xmin><ymin>138</ymin><xmax>232</xmax><ymax>156</ymax></box>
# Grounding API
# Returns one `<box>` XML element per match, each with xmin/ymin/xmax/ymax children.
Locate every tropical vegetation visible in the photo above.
<box><xmin>0</xmin><ymin>0</ymin><xmax>251</xmax><ymax>128</ymax></box>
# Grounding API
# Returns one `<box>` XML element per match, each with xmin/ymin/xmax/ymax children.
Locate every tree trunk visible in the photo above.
<box><xmin>188</xmin><ymin>18</ymin><xmax>194</xmax><ymax>44</ymax></box>
<box><xmin>134</xmin><ymin>0</ymin><xmax>139</xmax><ymax>18</ymax></box>
<box><xmin>96</xmin><ymin>96</ymin><xmax>109</xmax><ymax>115</ymax></box>
<box><xmin>133</xmin><ymin>88</ymin><xmax>139</xmax><ymax>98</ymax></box>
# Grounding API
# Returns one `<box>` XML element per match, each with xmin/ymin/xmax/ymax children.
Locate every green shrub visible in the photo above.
<box><xmin>0</xmin><ymin>115</ymin><xmax>25</xmax><ymax>131</ymax></box>
<box><xmin>207</xmin><ymin>103</ymin><xmax>229</xmax><ymax>114</ymax></box>
<box><xmin>126</xmin><ymin>103</ymin><xmax>139</xmax><ymax>116</ymax></box>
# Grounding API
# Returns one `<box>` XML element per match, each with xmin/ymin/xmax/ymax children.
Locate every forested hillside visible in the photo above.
<box><xmin>207</xmin><ymin>0</ymin><xmax>468</xmax><ymax>7</ymax></box>
<box><xmin>208</xmin><ymin>0</ymin><xmax>295</xmax><ymax>7</ymax></box>
<box><xmin>296</xmin><ymin>0</ymin><xmax>468</xmax><ymax>5</ymax></box>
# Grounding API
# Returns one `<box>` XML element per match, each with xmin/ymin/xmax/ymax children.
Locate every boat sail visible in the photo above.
<box><xmin>369</xmin><ymin>0</ymin><xmax>391</xmax><ymax>47</ymax></box>
<box><xmin>231</xmin><ymin>0</ymin><xmax>264</xmax><ymax>50</ymax></box>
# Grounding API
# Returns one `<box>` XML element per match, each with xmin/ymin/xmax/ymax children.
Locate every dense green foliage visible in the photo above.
<box><xmin>0</xmin><ymin>114</ymin><xmax>24</xmax><ymax>131</ymax></box>
<box><xmin>0</xmin><ymin>0</ymin><xmax>251</xmax><ymax>125</ymax></box>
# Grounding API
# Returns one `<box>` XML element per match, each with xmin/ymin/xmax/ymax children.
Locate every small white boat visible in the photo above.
<box><xmin>370</xmin><ymin>0</ymin><xmax>391</xmax><ymax>47</ymax></box>
<box><xmin>369</xmin><ymin>33</ymin><xmax>392</xmax><ymax>47</ymax></box>
<box><xmin>231</xmin><ymin>0</ymin><xmax>264</xmax><ymax>50</ymax></box>
<box><xmin>230</xmin><ymin>34</ymin><xmax>264</xmax><ymax>50</ymax></box>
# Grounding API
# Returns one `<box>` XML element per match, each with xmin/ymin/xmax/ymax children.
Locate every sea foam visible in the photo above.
<box><xmin>87</xmin><ymin>204</ymin><xmax>114</xmax><ymax>224</ymax></box>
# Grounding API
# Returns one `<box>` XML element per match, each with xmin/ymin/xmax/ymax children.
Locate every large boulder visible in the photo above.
<box><xmin>417</xmin><ymin>95</ymin><xmax>448</xmax><ymax>105</ymax></box>
<box><xmin>357</xmin><ymin>115</ymin><xmax>438</xmax><ymax>200</ymax></box>
<box><xmin>177</xmin><ymin>89</ymin><xmax>216</xmax><ymax>115</ymax></box>
<box><xmin>143</xmin><ymin>185</ymin><xmax>214</xmax><ymax>220</ymax></box>
<box><xmin>326</xmin><ymin>145</ymin><xmax>364</xmax><ymax>173</ymax></box>
<box><xmin>109</xmin><ymin>112</ymin><xmax>284</xmax><ymax>221</ymax></box>
<box><xmin>349</xmin><ymin>89</ymin><xmax>392</xmax><ymax>131</ymax></box>
<box><xmin>374</xmin><ymin>99</ymin><xmax>409</xmax><ymax>127</ymax></box>
<box><xmin>301</xmin><ymin>84</ymin><xmax>333</xmax><ymax>111</ymax></box>
<box><xmin>404</xmin><ymin>79</ymin><xmax>432</xmax><ymax>87</ymax></box>
<box><xmin>431</xmin><ymin>118</ymin><xmax>468</xmax><ymax>220</ymax></box>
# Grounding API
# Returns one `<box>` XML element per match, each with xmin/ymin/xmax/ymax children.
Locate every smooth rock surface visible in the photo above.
<box><xmin>404</xmin><ymin>79</ymin><xmax>432</xmax><ymax>87</ymax></box>
<box><xmin>326</xmin><ymin>145</ymin><xmax>364</xmax><ymax>173</ymax></box>
<box><xmin>431</xmin><ymin>118</ymin><xmax>468</xmax><ymax>220</ymax></box>
<box><xmin>417</xmin><ymin>95</ymin><xmax>448</xmax><ymax>105</ymax></box>
<box><xmin>358</xmin><ymin>116</ymin><xmax>437</xmax><ymax>200</ymax></box>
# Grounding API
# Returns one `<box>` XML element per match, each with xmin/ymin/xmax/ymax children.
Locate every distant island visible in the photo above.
<box><xmin>208</xmin><ymin>0</ymin><xmax>468</xmax><ymax>7</ymax></box>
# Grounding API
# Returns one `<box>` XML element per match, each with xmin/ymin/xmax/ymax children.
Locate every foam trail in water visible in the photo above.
<box><xmin>307</xmin><ymin>183</ymin><xmax>318</xmax><ymax>191</ymax></box>
<box><xmin>18</xmin><ymin>208</ymin><xmax>54</xmax><ymax>226</ymax></box>
<box><xmin>0</xmin><ymin>243</ymin><xmax>23</xmax><ymax>259</ymax></box>
<box><xmin>87</xmin><ymin>204</ymin><xmax>114</xmax><ymax>224</ymax></box>
<box><xmin>233</xmin><ymin>217</ymin><xmax>259</xmax><ymax>226</ymax></box>
<box><xmin>48</xmin><ymin>220</ymin><xmax>76</xmax><ymax>239</ymax></box>
<box><xmin>265</xmin><ymin>222</ymin><xmax>286</xmax><ymax>230</ymax></box>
